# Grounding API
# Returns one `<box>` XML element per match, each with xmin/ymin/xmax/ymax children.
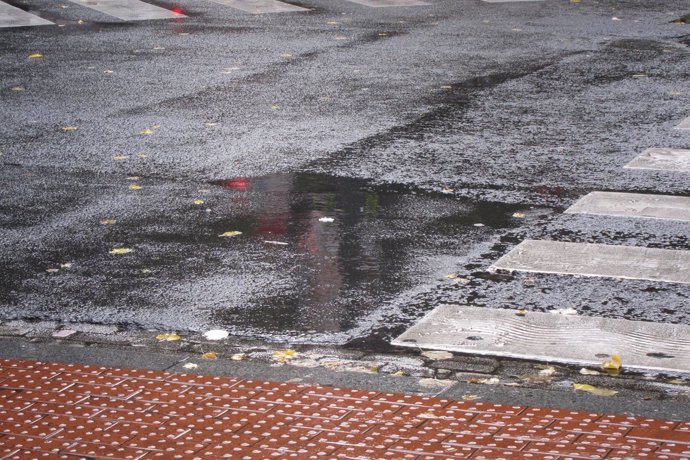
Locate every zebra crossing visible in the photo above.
<box><xmin>394</xmin><ymin>113</ymin><xmax>690</xmax><ymax>372</ymax></box>
<box><xmin>0</xmin><ymin>0</ymin><xmax>439</xmax><ymax>28</ymax></box>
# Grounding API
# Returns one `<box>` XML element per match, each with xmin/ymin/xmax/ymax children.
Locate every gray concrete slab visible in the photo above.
<box><xmin>392</xmin><ymin>305</ymin><xmax>690</xmax><ymax>374</ymax></box>
<box><xmin>491</xmin><ymin>240</ymin><xmax>690</xmax><ymax>284</ymax></box>
<box><xmin>565</xmin><ymin>191</ymin><xmax>690</xmax><ymax>222</ymax></box>
<box><xmin>65</xmin><ymin>0</ymin><xmax>184</xmax><ymax>21</ymax></box>
<box><xmin>676</xmin><ymin>117</ymin><xmax>690</xmax><ymax>130</ymax></box>
<box><xmin>0</xmin><ymin>1</ymin><xmax>53</xmax><ymax>28</ymax></box>
<box><xmin>205</xmin><ymin>0</ymin><xmax>309</xmax><ymax>13</ymax></box>
<box><xmin>624</xmin><ymin>148</ymin><xmax>690</xmax><ymax>172</ymax></box>
<box><xmin>344</xmin><ymin>0</ymin><xmax>430</xmax><ymax>7</ymax></box>
<box><xmin>481</xmin><ymin>0</ymin><xmax>543</xmax><ymax>3</ymax></box>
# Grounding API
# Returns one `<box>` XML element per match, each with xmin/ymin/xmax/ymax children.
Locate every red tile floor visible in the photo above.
<box><xmin>0</xmin><ymin>358</ymin><xmax>688</xmax><ymax>459</ymax></box>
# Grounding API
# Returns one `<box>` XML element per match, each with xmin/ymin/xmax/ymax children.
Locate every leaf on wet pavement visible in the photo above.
<box><xmin>515</xmin><ymin>309</ymin><xmax>529</xmax><ymax>317</ymax></box>
<box><xmin>109</xmin><ymin>248</ymin><xmax>133</xmax><ymax>255</ymax></box>
<box><xmin>29</xmin><ymin>53</ymin><xmax>43</xmax><ymax>59</ymax></box>
<box><xmin>128</xmin><ymin>185</ymin><xmax>142</xmax><ymax>190</ymax></box>
<box><xmin>140</xmin><ymin>128</ymin><xmax>153</xmax><ymax>135</ymax></box>
<box><xmin>10</xmin><ymin>86</ymin><xmax>25</xmax><ymax>92</ymax></box>
<box><xmin>231</xmin><ymin>353</ymin><xmax>246</xmax><ymax>361</ymax></box>
<box><xmin>512</xmin><ymin>212</ymin><xmax>526</xmax><ymax>218</ymax></box>
<box><xmin>580</xmin><ymin>368</ymin><xmax>601</xmax><ymax>376</ymax></box>
<box><xmin>441</xmin><ymin>187</ymin><xmax>454</xmax><ymax>194</ymax></box>
<box><xmin>113</xmin><ymin>155</ymin><xmax>129</xmax><ymax>161</ymax></box>
<box><xmin>183</xmin><ymin>363</ymin><xmax>198</xmax><ymax>369</ymax></box>
<box><xmin>203</xmin><ymin>330</ymin><xmax>229</xmax><ymax>341</ymax></box>
<box><xmin>99</xmin><ymin>219</ymin><xmax>116</xmax><ymax>225</ymax></box>
<box><xmin>462</xmin><ymin>394</ymin><xmax>480</xmax><ymax>401</ymax></box>
<box><xmin>601</xmin><ymin>354</ymin><xmax>623</xmax><ymax>375</ymax></box>
<box><xmin>193</xmin><ymin>200</ymin><xmax>204</xmax><ymax>205</ymax></box>
<box><xmin>273</xmin><ymin>349</ymin><xmax>298</xmax><ymax>363</ymax></box>
<box><xmin>156</xmin><ymin>333</ymin><xmax>180</xmax><ymax>341</ymax></box>
<box><xmin>202</xmin><ymin>352</ymin><xmax>218</xmax><ymax>360</ymax></box>
<box><xmin>421</xmin><ymin>350</ymin><xmax>453</xmax><ymax>361</ymax></box>
<box><xmin>573</xmin><ymin>383</ymin><xmax>618</xmax><ymax>397</ymax></box>
<box><xmin>219</xmin><ymin>231</ymin><xmax>242</xmax><ymax>238</ymax></box>
<box><xmin>62</xmin><ymin>126</ymin><xmax>78</xmax><ymax>132</ymax></box>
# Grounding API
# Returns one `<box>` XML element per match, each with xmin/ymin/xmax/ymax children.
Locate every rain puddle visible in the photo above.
<box><xmin>0</xmin><ymin>167</ymin><xmax>540</xmax><ymax>343</ymax></box>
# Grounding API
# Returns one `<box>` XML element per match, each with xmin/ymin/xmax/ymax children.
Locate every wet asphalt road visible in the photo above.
<box><xmin>0</xmin><ymin>0</ymin><xmax>689</xmax><ymax>347</ymax></box>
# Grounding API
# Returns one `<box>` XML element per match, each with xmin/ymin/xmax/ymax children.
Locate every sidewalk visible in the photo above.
<box><xmin>1</xmin><ymin>357</ymin><xmax>689</xmax><ymax>460</ymax></box>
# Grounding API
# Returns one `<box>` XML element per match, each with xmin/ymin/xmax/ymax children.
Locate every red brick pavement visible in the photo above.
<box><xmin>0</xmin><ymin>358</ymin><xmax>688</xmax><ymax>459</ymax></box>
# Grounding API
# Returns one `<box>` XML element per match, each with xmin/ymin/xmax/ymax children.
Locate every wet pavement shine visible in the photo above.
<box><xmin>0</xmin><ymin>0</ymin><xmax>689</xmax><ymax>351</ymax></box>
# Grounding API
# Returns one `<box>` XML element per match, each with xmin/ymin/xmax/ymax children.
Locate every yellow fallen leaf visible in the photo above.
<box><xmin>273</xmin><ymin>349</ymin><xmax>298</xmax><ymax>363</ymax></box>
<box><xmin>62</xmin><ymin>126</ymin><xmax>78</xmax><ymax>132</ymax></box>
<box><xmin>156</xmin><ymin>333</ymin><xmax>180</xmax><ymax>341</ymax></box>
<box><xmin>219</xmin><ymin>231</ymin><xmax>242</xmax><ymax>238</ymax></box>
<box><xmin>573</xmin><ymin>383</ymin><xmax>618</xmax><ymax>397</ymax></box>
<box><xmin>231</xmin><ymin>353</ymin><xmax>246</xmax><ymax>361</ymax></box>
<box><xmin>11</xmin><ymin>86</ymin><xmax>25</xmax><ymax>92</ymax></box>
<box><xmin>113</xmin><ymin>155</ymin><xmax>129</xmax><ymax>161</ymax></box>
<box><xmin>140</xmin><ymin>128</ymin><xmax>153</xmax><ymax>135</ymax></box>
<box><xmin>512</xmin><ymin>212</ymin><xmax>526</xmax><ymax>218</ymax></box>
<box><xmin>462</xmin><ymin>394</ymin><xmax>480</xmax><ymax>401</ymax></box>
<box><xmin>29</xmin><ymin>53</ymin><xmax>43</xmax><ymax>59</ymax></box>
<box><xmin>516</xmin><ymin>309</ymin><xmax>528</xmax><ymax>316</ymax></box>
<box><xmin>77</xmin><ymin>19</ymin><xmax>85</xmax><ymax>24</ymax></box>
<box><xmin>142</xmin><ymin>269</ymin><xmax>151</xmax><ymax>274</ymax></box>
<box><xmin>446</xmin><ymin>273</ymin><xmax>458</xmax><ymax>279</ymax></box>
<box><xmin>670</xmin><ymin>91</ymin><xmax>682</xmax><ymax>97</ymax></box>
<box><xmin>128</xmin><ymin>185</ymin><xmax>142</xmax><ymax>190</ymax></box>
<box><xmin>193</xmin><ymin>199</ymin><xmax>204</xmax><ymax>205</ymax></box>
<box><xmin>418</xmin><ymin>410</ymin><xmax>437</xmax><ymax>418</ymax></box>
<box><xmin>441</xmin><ymin>187</ymin><xmax>454</xmax><ymax>193</ymax></box>
<box><xmin>391</xmin><ymin>370</ymin><xmax>405</xmax><ymax>377</ymax></box>
<box><xmin>99</xmin><ymin>219</ymin><xmax>116</xmax><ymax>225</ymax></box>
<box><xmin>327</xmin><ymin>21</ymin><xmax>339</xmax><ymax>25</ymax></box>
<box><xmin>138</xmin><ymin>154</ymin><xmax>147</xmax><ymax>159</ymax></box>
<box><xmin>280</xmin><ymin>53</ymin><xmax>292</xmax><ymax>58</ymax></box>
<box><xmin>152</xmin><ymin>124</ymin><xmax>161</xmax><ymax>129</ymax></box>
<box><xmin>670</xmin><ymin>379</ymin><xmax>685</xmax><ymax>385</ymax></box>
<box><xmin>202</xmin><ymin>352</ymin><xmax>218</xmax><ymax>360</ymax></box>
<box><xmin>602</xmin><ymin>354</ymin><xmax>622</xmax><ymax>370</ymax></box>
<box><xmin>466</xmin><ymin>377</ymin><xmax>499</xmax><ymax>385</ymax></box>
<box><xmin>378</xmin><ymin>32</ymin><xmax>388</xmax><ymax>37</ymax></box>
<box><xmin>109</xmin><ymin>248</ymin><xmax>133</xmax><ymax>255</ymax></box>
<box><xmin>271</xmin><ymin>104</ymin><xmax>280</xmax><ymax>110</ymax></box>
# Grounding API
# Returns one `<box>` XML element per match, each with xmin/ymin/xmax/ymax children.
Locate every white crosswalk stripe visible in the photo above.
<box><xmin>392</xmin><ymin>305</ymin><xmax>690</xmax><ymax>374</ymax></box>
<box><xmin>491</xmin><ymin>240</ymin><xmax>690</xmax><ymax>284</ymax></box>
<box><xmin>205</xmin><ymin>0</ymin><xmax>308</xmax><ymax>13</ymax></box>
<box><xmin>65</xmin><ymin>0</ymin><xmax>185</xmax><ymax>21</ymax></box>
<box><xmin>565</xmin><ymin>191</ymin><xmax>690</xmax><ymax>222</ymax></box>
<box><xmin>0</xmin><ymin>0</ymin><xmax>53</xmax><ymax>28</ymax></box>
<box><xmin>625</xmin><ymin>148</ymin><xmax>690</xmax><ymax>172</ymax></box>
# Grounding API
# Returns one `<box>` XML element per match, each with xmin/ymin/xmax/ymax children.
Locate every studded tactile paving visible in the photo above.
<box><xmin>0</xmin><ymin>359</ymin><xmax>688</xmax><ymax>459</ymax></box>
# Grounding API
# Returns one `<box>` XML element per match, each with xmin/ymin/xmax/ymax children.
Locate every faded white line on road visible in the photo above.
<box><xmin>66</xmin><ymin>0</ymin><xmax>185</xmax><ymax>21</ymax></box>
<box><xmin>205</xmin><ymin>0</ymin><xmax>309</xmax><ymax>13</ymax></box>
<box><xmin>565</xmin><ymin>191</ymin><xmax>690</xmax><ymax>222</ymax></box>
<box><xmin>343</xmin><ymin>0</ymin><xmax>430</xmax><ymax>7</ymax></box>
<box><xmin>676</xmin><ymin>116</ymin><xmax>690</xmax><ymax>130</ymax></box>
<box><xmin>624</xmin><ymin>148</ymin><xmax>690</xmax><ymax>172</ymax></box>
<box><xmin>491</xmin><ymin>240</ymin><xmax>690</xmax><ymax>284</ymax></box>
<box><xmin>392</xmin><ymin>305</ymin><xmax>690</xmax><ymax>374</ymax></box>
<box><xmin>0</xmin><ymin>1</ymin><xmax>53</xmax><ymax>28</ymax></box>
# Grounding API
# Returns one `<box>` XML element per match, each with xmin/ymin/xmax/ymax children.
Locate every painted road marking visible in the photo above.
<box><xmin>491</xmin><ymin>240</ymin><xmax>690</xmax><ymax>284</ymax></box>
<box><xmin>66</xmin><ymin>0</ymin><xmax>185</xmax><ymax>21</ymax></box>
<box><xmin>205</xmin><ymin>0</ymin><xmax>309</xmax><ymax>13</ymax></box>
<box><xmin>392</xmin><ymin>305</ymin><xmax>690</xmax><ymax>374</ymax></box>
<box><xmin>344</xmin><ymin>0</ymin><xmax>430</xmax><ymax>7</ymax></box>
<box><xmin>0</xmin><ymin>1</ymin><xmax>53</xmax><ymax>28</ymax></box>
<box><xmin>624</xmin><ymin>148</ymin><xmax>690</xmax><ymax>172</ymax></box>
<box><xmin>565</xmin><ymin>191</ymin><xmax>690</xmax><ymax>222</ymax></box>
<box><xmin>676</xmin><ymin>116</ymin><xmax>690</xmax><ymax>130</ymax></box>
